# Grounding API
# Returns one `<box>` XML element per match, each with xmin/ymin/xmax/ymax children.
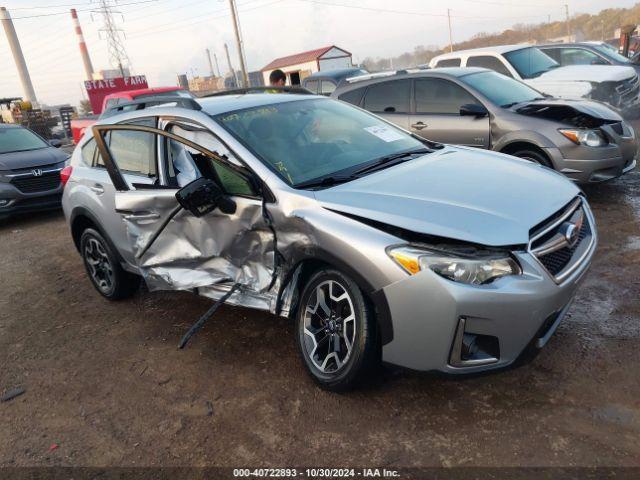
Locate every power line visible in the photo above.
<box><xmin>9</xmin><ymin>0</ymin><xmax>159</xmax><ymax>20</ymax></box>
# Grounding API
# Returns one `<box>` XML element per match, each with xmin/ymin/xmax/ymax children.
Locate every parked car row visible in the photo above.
<box><xmin>331</xmin><ymin>67</ymin><xmax>637</xmax><ymax>183</ymax></box>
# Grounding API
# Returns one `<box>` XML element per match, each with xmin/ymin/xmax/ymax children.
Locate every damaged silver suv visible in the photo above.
<box><xmin>62</xmin><ymin>93</ymin><xmax>597</xmax><ymax>390</ymax></box>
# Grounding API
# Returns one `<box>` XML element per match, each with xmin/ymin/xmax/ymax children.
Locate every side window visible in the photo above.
<box><xmin>108</xmin><ymin>129</ymin><xmax>156</xmax><ymax>177</ymax></box>
<box><xmin>561</xmin><ymin>48</ymin><xmax>608</xmax><ymax>65</ymax></box>
<box><xmin>166</xmin><ymin>124</ymin><xmax>256</xmax><ymax>197</ymax></box>
<box><xmin>541</xmin><ymin>48</ymin><xmax>561</xmax><ymax>63</ymax></box>
<box><xmin>363</xmin><ymin>80</ymin><xmax>411</xmax><ymax>113</ymax></box>
<box><xmin>415</xmin><ymin>78</ymin><xmax>480</xmax><ymax>114</ymax></box>
<box><xmin>78</xmin><ymin>138</ymin><xmax>97</xmax><ymax>167</ymax></box>
<box><xmin>320</xmin><ymin>80</ymin><xmax>337</xmax><ymax>95</ymax></box>
<box><xmin>304</xmin><ymin>79</ymin><xmax>319</xmax><ymax>93</ymax></box>
<box><xmin>435</xmin><ymin>58</ymin><xmax>461</xmax><ymax>67</ymax></box>
<box><xmin>467</xmin><ymin>56</ymin><xmax>513</xmax><ymax>77</ymax></box>
<box><xmin>338</xmin><ymin>87</ymin><xmax>365</xmax><ymax>106</ymax></box>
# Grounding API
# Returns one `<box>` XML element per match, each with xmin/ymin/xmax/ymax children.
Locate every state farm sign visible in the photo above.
<box><xmin>84</xmin><ymin>75</ymin><xmax>149</xmax><ymax>114</ymax></box>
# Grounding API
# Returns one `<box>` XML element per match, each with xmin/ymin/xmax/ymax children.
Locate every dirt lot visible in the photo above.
<box><xmin>1</xmin><ymin>169</ymin><xmax>639</xmax><ymax>469</ymax></box>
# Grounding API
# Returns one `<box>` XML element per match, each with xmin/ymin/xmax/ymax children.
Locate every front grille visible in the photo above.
<box><xmin>537</xmin><ymin>218</ymin><xmax>590</xmax><ymax>275</ymax></box>
<box><xmin>11</xmin><ymin>171</ymin><xmax>61</xmax><ymax>193</ymax></box>
<box><xmin>615</xmin><ymin>76</ymin><xmax>640</xmax><ymax>105</ymax></box>
<box><xmin>529</xmin><ymin>197</ymin><xmax>595</xmax><ymax>283</ymax></box>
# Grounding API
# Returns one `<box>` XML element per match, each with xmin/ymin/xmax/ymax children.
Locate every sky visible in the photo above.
<box><xmin>1</xmin><ymin>0</ymin><xmax>639</xmax><ymax>106</ymax></box>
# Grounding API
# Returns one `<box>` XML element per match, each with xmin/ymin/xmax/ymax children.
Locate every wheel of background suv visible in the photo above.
<box><xmin>511</xmin><ymin>149</ymin><xmax>552</xmax><ymax>168</ymax></box>
<box><xmin>80</xmin><ymin>228</ymin><xmax>140</xmax><ymax>300</ymax></box>
<box><xmin>296</xmin><ymin>268</ymin><xmax>378</xmax><ymax>391</ymax></box>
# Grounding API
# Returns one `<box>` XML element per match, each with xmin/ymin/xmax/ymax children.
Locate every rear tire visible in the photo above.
<box><xmin>511</xmin><ymin>148</ymin><xmax>552</xmax><ymax>168</ymax></box>
<box><xmin>80</xmin><ymin>228</ymin><xmax>140</xmax><ymax>300</ymax></box>
<box><xmin>296</xmin><ymin>268</ymin><xmax>378</xmax><ymax>391</ymax></box>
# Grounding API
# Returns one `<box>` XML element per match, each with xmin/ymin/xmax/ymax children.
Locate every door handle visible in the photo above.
<box><xmin>411</xmin><ymin>122</ymin><xmax>427</xmax><ymax>130</ymax></box>
<box><xmin>90</xmin><ymin>183</ymin><xmax>104</xmax><ymax>194</ymax></box>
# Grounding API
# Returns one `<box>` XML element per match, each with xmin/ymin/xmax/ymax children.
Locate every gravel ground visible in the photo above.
<box><xmin>0</xmin><ymin>166</ymin><xmax>639</xmax><ymax>469</ymax></box>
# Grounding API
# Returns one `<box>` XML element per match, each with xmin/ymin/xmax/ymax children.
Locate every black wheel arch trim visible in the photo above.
<box><xmin>276</xmin><ymin>249</ymin><xmax>394</xmax><ymax>346</ymax></box>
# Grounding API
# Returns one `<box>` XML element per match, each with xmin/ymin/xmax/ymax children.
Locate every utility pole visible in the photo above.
<box><xmin>96</xmin><ymin>0</ymin><xmax>131</xmax><ymax>77</ymax></box>
<box><xmin>206</xmin><ymin>48</ymin><xmax>215</xmax><ymax>77</ymax></box>
<box><xmin>228</xmin><ymin>0</ymin><xmax>249</xmax><ymax>87</ymax></box>
<box><xmin>224</xmin><ymin>43</ymin><xmax>239</xmax><ymax>88</ymax></box>
<box><xmin>547</xmin><ymin>14</ymin><xmax>551</xmax><ymax>24</ymax></box>
<box><xmin>213</xmin><ymin>52</ymin><xmax>221</xmax><ymax>77</ymax></box>
<box><xmin>447</xmin><ymin>9</ymin><xmax>453</xmax><ymax>53</ymax></box>
<box><xmin>71</xmin><ymin>9</ymin><xmax>95</xmax><ymax>81</ymax></box>
<box><xmin>564</xmin><ymin>4</ymin><xmax>570</xmax><ymax>39</ymax></box>
<box><xmin>0</xmin><ymin>7</ymin><xmax>38</xmax><ymax>106</ymax></box>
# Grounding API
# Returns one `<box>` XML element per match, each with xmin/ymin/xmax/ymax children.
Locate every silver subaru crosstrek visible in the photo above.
<box><xmin>61</xmin><ymin>92</ymin><xmax>596</xmax><ymax>390</ymax></box>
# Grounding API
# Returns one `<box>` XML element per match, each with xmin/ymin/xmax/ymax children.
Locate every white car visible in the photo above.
<box><xmin>429</xmin><ymin>45</ymin><xmax>640</xmax><ymax>113</ymax></box>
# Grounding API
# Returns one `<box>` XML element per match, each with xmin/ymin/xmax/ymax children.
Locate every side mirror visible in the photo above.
<box><xmin>175</xmin><ymin>177</ymin><xmax>236</xmax><ymax>218</ymax></box>
<box><xmin>460</xmin><ymin>103</ymin><xmax>488</xmax><ymax>117</ymax></box>
<box><xmin>49</xmin><ymin>139</ymin><xmax>62</xmax><ymax>148</ymax></box>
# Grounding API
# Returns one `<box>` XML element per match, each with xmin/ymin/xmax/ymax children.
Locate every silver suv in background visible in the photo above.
<box><xmin>62</xmin><ymin>93</ymin><xmax>596</xmax><ymax>390</ymax></box>
<box><xmin>332</xmin><ymin>68</ymin><xmax>637</xmax><ymax>183</ymax></box>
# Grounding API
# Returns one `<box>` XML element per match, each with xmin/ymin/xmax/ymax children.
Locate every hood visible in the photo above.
<box><xmin>538</xmin><ymin>65</ymin><xmax>636</xmax><ymax>82</ymax></box>
<box><xmin>0</xmin><ymin>147</ymin><xmax>68</xmax><ymax>171</ymax></box>
<box><xmin>513</xmin><ymin>97</ymin><xmax>622</xmax><ymax>127</ymax></box>
<box><xmin>314</xmin><ymin>147</ymin><xmax>579</xmax><ymax>247</ymax></box>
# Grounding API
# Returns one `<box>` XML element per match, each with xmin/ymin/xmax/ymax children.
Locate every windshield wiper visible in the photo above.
<box><xmin>294</xmin><ymin>174</ymin><xmax>356</xmax><ymax>190</ymax></box>
<box><xmin>352</xmin><ymin>148</ymin><xmax>431</xmax><ymax>176</ymax></box>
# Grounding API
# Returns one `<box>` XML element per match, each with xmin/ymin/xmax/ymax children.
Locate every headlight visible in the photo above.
<box><xmin>559</xmin><ymin>128</ymin><xmax>608</xmax><ymax>147</ymax></box>
<box><xmin>387</xmin><ymin>246</ymin><xmax>521</xmax><ymax>285</ymax></box>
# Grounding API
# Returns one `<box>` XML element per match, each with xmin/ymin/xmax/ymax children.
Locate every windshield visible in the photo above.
<box><xmin>461</xmin><ymin>71</ymin><xmax>544</xmax><ymax>107</ymax></box>
<box><xmin>0</xmin><ymin>127</ymin><xmax>49</xmax><ymax>154</ymax></box>
<box><xmin>504</xmin><ymin>47</ymin><xmax>559</xmax><ymax>79</ymax></box>
<box><xmin>214</xmin><ymin>98</ymin><xmax>426</xmax><ymax>187</ymax></box>
<box><xmin>591</xmin><ymin>43</ymin><xmax>631</xmax><ymax>64</ymax></box>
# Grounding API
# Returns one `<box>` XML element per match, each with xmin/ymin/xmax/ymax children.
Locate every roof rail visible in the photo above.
<box><xmin>345</xmin><ymin>71</ymin><xmax>400</xmax><ymax>83</ymax></box>
<box><xmin>203</xmin><ymin>86</ymin><xmax>313</xmax><ymax>97</ymax></box>
<box><xmin>101</xmin><ymin>96</ymin><xmax>202</xmax><ymax>118</ymax></box>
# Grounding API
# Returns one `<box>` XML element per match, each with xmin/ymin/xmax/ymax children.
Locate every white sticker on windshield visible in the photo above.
<box><xmin>364</xmin><ymin>125</ymin><xmax>405</xmax><ymax>143</ymax></box>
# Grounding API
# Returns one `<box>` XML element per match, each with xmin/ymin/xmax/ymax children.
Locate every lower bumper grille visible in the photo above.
<box><xmin>11</xmin><ymin>172</ymin><xmax>61</xmax><ymax>193</ymax></box>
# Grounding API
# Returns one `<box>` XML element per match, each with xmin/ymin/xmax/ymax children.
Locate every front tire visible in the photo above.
<box><xmin>80</xmin><ymin>228</ymin><xmax>140</xmax><ymax>300</ymax></box>
<box><xmin>296</xmin><ymin>268</ymin><xmax>378</xmax><ymax>391</ymax></box>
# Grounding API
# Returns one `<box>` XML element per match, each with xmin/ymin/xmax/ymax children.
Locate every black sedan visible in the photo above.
<box><xmin>0</xmin><ymin>124</ymin><xmax>68</xmax><ymax>219</ymax></box>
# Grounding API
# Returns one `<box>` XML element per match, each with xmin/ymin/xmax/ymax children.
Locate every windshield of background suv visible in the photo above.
<box><xmin>214</xmin><ymin>98</ymin><xmax>426</xmax><ymax>186</ymax></box>
<box><xmin>591</xmin><ymin>43</ymin><xmax>631</xmax><ymax>64</ymax></box>
<box><xmin>0</xmin><ymin>127</ymin><xmax>49</xmax><ymax>154</ymax></box>
<box><xmin>504</xmin><ymin>47</ymin><xmax>560</xmax><ymax>79</ymax></box>
<box><xmin>461</xmin><ymin>71</ymin><xmax>544</xmax><ymax>107</ymax></box>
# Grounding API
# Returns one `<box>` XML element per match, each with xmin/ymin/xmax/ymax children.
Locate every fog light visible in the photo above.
<box><xmin>450</xmin><ymin>317</ymin><xmax>500</xmax><ymax>367</ymax></box>
<box><xmin>0</xmin><ymin>199</ymin><xmax>10</xmax><ymax>208</ymax></box>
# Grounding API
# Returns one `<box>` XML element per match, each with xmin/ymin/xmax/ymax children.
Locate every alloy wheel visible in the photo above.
<box><xmin>84</xmin><ymin>237</ymin><xmax>114</xmax><ymax>293</ymax></box>
<box><xmin>302</xmin><ymin>280</ymin><xmax>356</xmax><ymax>374</ymax></box>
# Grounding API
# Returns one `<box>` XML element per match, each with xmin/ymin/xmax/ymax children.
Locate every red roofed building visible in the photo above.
<box><xmin>261</xmin><ymin>45</ymin><xmax>352</xmax><ymax>85</ymax></box>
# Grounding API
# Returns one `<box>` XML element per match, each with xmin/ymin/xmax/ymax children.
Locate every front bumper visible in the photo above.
<box><xmin>0</xmin><ymin>169</ymin><xmax>64</xmax><ymax>218</ymax></box>
<box><xmin>379</xmin><ymin>222</ymin><xmax>596</xmax><ymax>373</ymax></box>
<box><xmin>545</xmin><ymin>145</ymin><xmax>637</xmax><ymax>183</ymax></box>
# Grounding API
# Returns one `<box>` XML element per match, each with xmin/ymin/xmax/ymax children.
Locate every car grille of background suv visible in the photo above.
<box><xmin>615</xmin><ymin>75</ymin><xmax>640</xmax><ymax>106</ymax></box>
<box><xmin>528</xmin><ymin>197</ymin><xmax>595</xmax><ymax>283</ymax></box>
<box><xmin>11</xmin><ymin>171</ymin><xmax>61</xmax><ymax>193</ymax></box>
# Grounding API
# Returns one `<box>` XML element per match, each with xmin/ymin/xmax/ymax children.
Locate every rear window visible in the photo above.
<box><xmin>304</xmin><ymin>79</ymin><xmax>319</xmax><ymax>93</ymax></box>
<box><xmin>435</xmin><ymin>58</ymin><xmax>461</xmax><ymax>68</ymax></box>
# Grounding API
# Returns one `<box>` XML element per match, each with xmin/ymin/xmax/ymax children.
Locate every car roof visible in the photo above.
<box><xmin>103</xmin><ymin>86</ymin><xmax>184</xmax><ymax>100</ymax></box>
<box><xmin>196</xmin><ymin>93</ymin><xmax>322</xmax><ymax>115</ymax></box>
<box><xmin>434</xmin><ymin>44</ymin><xmax>531</xmax><ymax>59</ymax></box>
<box><xmin>341</xmin><ymin>67</ymin><xmax>489</xmax><ymax>87</ymax></box>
